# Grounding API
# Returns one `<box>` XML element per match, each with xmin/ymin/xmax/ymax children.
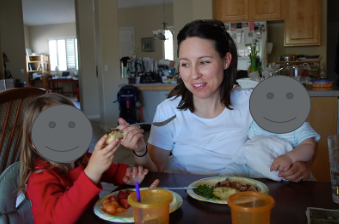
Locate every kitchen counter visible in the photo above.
<box><xmin>305</xmin><ymin>87</ymin><xmax>338</xmax><ymax>182</ymax></box>
<box><xmin>118</xmin><ymin>83</ymin><xmax>177</xmax><ymax>91</ymax></box>
<box><xmin>306</xmin><ymin>86</ymin><xmax>339</xmax><ymax>97</ymax></box>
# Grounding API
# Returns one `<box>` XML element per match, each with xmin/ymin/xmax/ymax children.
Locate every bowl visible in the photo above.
<box><xmin>278</xmin><ymin>54</ymin><xmax>296</xmax><ymax>61</ymax></box>
<box><xmin>310</xmin><ymin>79</ymin><xmax>333</xmax><ymax>88</ymax></box>
<box><xmin>236</xmin><ymin>78</ymin><xmax>259</xmax><ymax>89</ymax></box>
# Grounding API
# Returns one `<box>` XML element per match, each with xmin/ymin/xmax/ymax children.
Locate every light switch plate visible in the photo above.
<box><xmin>104</xmin><ymin>65</ymin><xmax>109</xmax><ymax>72</ymax></box>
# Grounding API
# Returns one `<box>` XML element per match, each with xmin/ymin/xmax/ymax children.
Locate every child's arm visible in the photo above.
<box><xmin>84</xmin><ymin>135</ymin><xmax>121</xmax><ymax>185</ymax></box>
<box><xmin>270</xmin><ymin>138</ymin><xmax>317</xmax><ymax>172</ymax></box>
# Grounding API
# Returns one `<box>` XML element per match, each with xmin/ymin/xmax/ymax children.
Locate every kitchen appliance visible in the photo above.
<box><xmin>278</xmin><ymin>54</ymin><xmax>296</xmax><ymax>61</ymax></box>
<box><xmin>225</xmin><ymin>21</ymin><xmax>268</xmax><ymax>71</ymax></box>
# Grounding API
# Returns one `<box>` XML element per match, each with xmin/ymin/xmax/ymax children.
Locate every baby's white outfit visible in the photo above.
<box><xmin>223</xmin><ymin>136</ymin><xmax>293</xmax><ymax>181</ymax></box>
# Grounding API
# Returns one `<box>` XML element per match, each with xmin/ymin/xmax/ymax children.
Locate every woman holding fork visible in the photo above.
<box><xmin>117</xmin><ymin>19</ymin><xmax>312</xmax><ymax>182</ymax></box>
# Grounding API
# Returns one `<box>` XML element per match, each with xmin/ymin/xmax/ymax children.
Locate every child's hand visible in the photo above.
<box><xmin>270</xmin><ymin>154</ymin><xmax>293</xmax><ymax>172</ymax></box>
<box><xmin>123</xmin><ymin>166</ymin><xmax>149</xmax><ymax>185</ymax></box>
<box><xmin>85</xmin><ymin>135</ymin><xmax>120</xmax><ymax>184</ymax></box>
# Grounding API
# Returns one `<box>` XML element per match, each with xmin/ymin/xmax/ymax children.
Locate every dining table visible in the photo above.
<box><xmin>78</xmin><ymin>172</ymin><xmax>339</xmax><ymax>224</ymax></box>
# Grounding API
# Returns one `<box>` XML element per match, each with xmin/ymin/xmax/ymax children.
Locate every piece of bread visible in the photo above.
<box><xmin>106</xmin><ymin>129</ymin><xmax>125</xmax><ymax>145</ymax></box>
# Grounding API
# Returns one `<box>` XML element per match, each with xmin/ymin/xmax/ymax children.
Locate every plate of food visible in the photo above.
<box><xmin>187</xmin><ymin>176</ymin><xmax>269</xmax><ymax>204</ymax></box>
<box><xmin>94</xmin><ymin>188</ymin><xmax>183</xmax><ymax>223</ymax></box>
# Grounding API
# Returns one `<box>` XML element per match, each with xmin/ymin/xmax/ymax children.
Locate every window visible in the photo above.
<box><xmin>48</xmin><ymin>38</ymin><xmax>78</xmax><ymax>71</ymax></box>
<box><xmin>163</xmin><ymin>29</ymin><xmax>174</xmax><ymax>60</ymax></box>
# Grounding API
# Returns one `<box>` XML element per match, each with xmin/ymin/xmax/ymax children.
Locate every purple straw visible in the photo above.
<box><xmin>135</xmin><ymin>182</ymin><xmax>141</xmax><ymax>202</ymax></box>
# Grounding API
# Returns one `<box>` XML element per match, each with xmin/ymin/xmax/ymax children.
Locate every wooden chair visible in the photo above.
<box><xmin>46</xmin><ymin>75</ymin><xmax>63</xmax><ymax>94</ymax></box>
<box><xmin>0</xmin><ymin>162</ymin><xmax>33</xmax><ymax>223</ymax></box>
<box><xmin>0</xmin><ymin>87</ymin><xmax>47</xmax><ymax>174</ymax></box>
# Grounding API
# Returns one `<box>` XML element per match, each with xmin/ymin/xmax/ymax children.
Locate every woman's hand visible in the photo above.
<box><xmin>123</xmin><ymin>166</ymin><xmax>149</xmax><ymax>185</ymax></box>
<box><xmin>84</xmin><ymin>135</ymin><xmax>120</xmax><ymax>184</ymax></box>
<box><xmin>117</xmin><ymin>118</ymin><xmax>146</xmax><ymax>153</ymax></box>
<box><xmin>278</xmin><ymin>161</ymin><xmax>311</xmax><ymax>182</ymax></box>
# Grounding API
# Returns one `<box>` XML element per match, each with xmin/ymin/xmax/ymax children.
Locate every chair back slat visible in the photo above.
<box><xmin>0</xmin><ymin>102</ymin><xmax>11</xmax><ymax>173</ymax></box>
<box><xmin>4</xmin><ymin>99</ymin><xmax>22</xmax><ymax>170</ymax></box>
<box><xmin>0</xmin><ymin>87</ymin><xmax>47</xmax><ymax>174</ymax></box>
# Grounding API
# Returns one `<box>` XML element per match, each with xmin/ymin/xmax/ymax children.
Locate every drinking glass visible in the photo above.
<box><xmin>328</xmin><ymin>135</ymin><xmax>339</xmax><ymax>204</ymax></box>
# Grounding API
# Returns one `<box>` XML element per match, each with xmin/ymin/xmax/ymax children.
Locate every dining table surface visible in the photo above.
<box><xmin>78</xmin><ymin>171</ymin><xmax>339</xmax><ymax>224</ymax></box>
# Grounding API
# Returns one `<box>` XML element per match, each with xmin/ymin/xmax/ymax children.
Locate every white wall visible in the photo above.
<box><xmin>75</xmin><ymin>0</ymin><xmax>100</xmax><ymax>118</ymax></box>
<box><xmin>118</xmin><ymin>4</ymin><xmax>173</xmax><ymax>61</ymax></box>
<box><xmin>0</xmin><ymin>0</ymin><xmax>26</xmax><ymax>82</ymax></box>
<box><xmin>28</xmin><ymin>23</ymin><xmax>76</xmax><ymax>55</ymax></box>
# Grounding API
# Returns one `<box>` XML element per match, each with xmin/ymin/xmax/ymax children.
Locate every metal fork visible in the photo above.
<box><xmin>108</xmin><ymin>115</ymin><xmax>176</xmax><ymax>131</ymax></box>
<box><xmin>129</xmin><ymin>115</ymin><xmax>176</xmax><ymax>127</ymax></box>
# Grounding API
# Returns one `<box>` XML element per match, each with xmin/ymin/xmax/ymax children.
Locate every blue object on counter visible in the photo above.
<box><xmin>311</xmin><ymin>79</ymin><xmax>334</xmax><ymax>82</ymax></box>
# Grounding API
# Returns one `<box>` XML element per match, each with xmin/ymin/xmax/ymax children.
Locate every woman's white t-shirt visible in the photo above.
<box><xmin>148</xmin><ymin>88</ymin><xmax>253</xmax><ymax>175</ymax></box>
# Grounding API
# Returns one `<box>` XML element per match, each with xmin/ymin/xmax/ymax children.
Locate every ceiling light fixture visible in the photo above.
<box><xmin>152</xmin><ymin>0</ymin><xmax>172</xmax><ymax>40</ymax></box>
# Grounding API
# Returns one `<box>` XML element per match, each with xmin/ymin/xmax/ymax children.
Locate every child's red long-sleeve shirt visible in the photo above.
<box><xmin>27</xmin><ymin>153</ymin><xmax>129</xmax><ymax>224</ymax></box>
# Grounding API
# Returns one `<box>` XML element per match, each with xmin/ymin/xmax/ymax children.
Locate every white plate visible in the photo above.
<box><xmin>187</xmin><ymin>176</ymin><xmax>269</xmax><ymax>204</ymax></box>
<box><xmin>94</xmin><ymin>188</ymin><xmax>183</xmax><ymax>223</ymax></box>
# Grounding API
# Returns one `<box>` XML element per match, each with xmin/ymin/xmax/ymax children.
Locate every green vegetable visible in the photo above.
<box><xmin>193</xmin><ymin>184</ymin><xmax>218</xmax><ymax>200</ymax></box>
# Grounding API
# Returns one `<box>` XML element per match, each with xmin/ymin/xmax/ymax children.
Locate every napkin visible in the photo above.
<box><xmin>232</xmin><ymin>136</ymin><xmax>293</xmax><ymax>181</ymax></box>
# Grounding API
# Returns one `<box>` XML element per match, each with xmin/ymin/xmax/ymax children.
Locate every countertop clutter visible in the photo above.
<box><xmin>121</xmin><ymin>57</ymin><xmax>178</xmax><ymax>85</ymax></box>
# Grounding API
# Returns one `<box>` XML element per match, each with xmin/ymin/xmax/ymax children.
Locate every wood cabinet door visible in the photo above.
<box><xmin>307</xmin><ymin>97</ymin><xmax>337</xmax><ymax>182</ymax></box>
<box><xmin>249</xmin><ymin>0</ymin><xmax>281</xmax><ymax>21</ymax></box>
<box><xmin>213</xmin><ymin>0</ymin><xmax>248</xmax><ymax>22</ymax></box>
<box><xmin>284</xmin><ymin>0</ymin><xmax>321</xmax><ymax>46</ymax></box>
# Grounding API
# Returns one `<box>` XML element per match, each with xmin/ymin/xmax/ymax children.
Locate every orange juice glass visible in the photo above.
<box><xmin>228</xmin><ymin>192</ymin><xmax>275</xmax><ymax>224</ymax></box>
<box><xmin>128</xmin><ymin>189</ymin><xmax>173</xmax><ymax>224</ymax></box>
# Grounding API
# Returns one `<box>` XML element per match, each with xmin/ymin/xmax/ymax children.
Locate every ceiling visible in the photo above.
<box><xmin>22</xmin><ymin>0</ymin><xmax>173</xmax><ymax>26</ymax></box>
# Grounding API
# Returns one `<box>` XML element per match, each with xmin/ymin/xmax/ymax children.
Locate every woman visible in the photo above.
<box><xmin>118</xmin><ymin>19</ymin><xmax>314</xmax><ymax>182</ymax></box>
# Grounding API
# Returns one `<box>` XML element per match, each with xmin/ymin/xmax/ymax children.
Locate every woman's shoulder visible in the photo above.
<box><xmin>231</xmin><ymin>88</ymin><xmax>253</xmax><ymax>107</ymax></box>
<box><xmin>157</xmin><ymin>96</ymin><xmax>182</xmax><ymax>110</ymax></box>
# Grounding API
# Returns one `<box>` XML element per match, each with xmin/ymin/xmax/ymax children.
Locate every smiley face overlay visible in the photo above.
<box><xmin>32</xmin><ymin>105</ymin><xmax>92</xmax><ymax>163</ymax></box>
<box><xmin>250</xmin><ymin>76</ymin><xmax>310</xmax><ymax>134</ymax></box>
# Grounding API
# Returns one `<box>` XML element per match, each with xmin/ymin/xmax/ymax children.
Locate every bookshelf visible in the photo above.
<box><xmin>26</xmin><ymin>54</ymin><xmax>49</xmax><ymax>89</ymax></box>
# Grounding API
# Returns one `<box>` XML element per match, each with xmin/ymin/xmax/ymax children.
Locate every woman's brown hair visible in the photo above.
<box><xmin>18</xmin><ymin>93</ymin><xmax>88</xmax><ymax>197</ymax></box>
<box><xmin>168</xmin><ymin>19</ymin><xmax>238</xmax><ymax>112</ymax></box>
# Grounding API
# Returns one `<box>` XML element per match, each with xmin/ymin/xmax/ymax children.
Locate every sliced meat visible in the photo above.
<box><xmin>214</xmin><ymin>178</ymin><xmax>258</xmax><ymax>192</ymax></box>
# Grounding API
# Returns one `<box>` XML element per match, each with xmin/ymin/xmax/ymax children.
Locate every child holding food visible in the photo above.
<box><xmin>222</xmin><ymin>120</ymin><xmax>320</xmax><ymax>181</ymax></box>
<box><xmin>18</xmin><ymin>93</ymin><xmax>148</xmax><ymax>224</ymax></box>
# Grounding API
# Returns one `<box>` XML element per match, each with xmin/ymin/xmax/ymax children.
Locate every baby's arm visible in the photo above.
<box><xmin>270</xmin><ymin>138</ymin><xmax>316</xmax><ymax>172</ymax></box>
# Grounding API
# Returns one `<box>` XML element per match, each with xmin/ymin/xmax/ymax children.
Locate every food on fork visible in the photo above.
<box><xmin>105</xmin><ymin>129</ymin><xmax>126</xmax><ymax>145</ymax></box>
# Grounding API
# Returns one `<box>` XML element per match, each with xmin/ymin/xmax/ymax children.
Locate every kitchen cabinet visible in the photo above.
<box><xmin>307</xmin><ymin>96</ymin><xmax>337</xmax><ymax>182</ymax></box>
<box><xmin>213</xmin><ymin>0</ymin><xmax>248</xmax><ymax>22</ymax></box>
<box><xmin>283</xmin><ymin>0</ymin><xmax>321</xmax><ymax>46</ymax></box>
<box><xmin>213</xmin><ymin>0</ymin><xmax>281</xmax><ymax>22</ymax></box>
<box><xmin>248</xmin><ymin>0</ymin><xmax>281</xmax><ymax>21</ymax></box>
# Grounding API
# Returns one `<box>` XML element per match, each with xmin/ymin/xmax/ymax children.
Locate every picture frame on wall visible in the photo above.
<box><xmin>141</xmin><ymin>37</ymin><xmax>154</xmax><ymax>52</ymax></box>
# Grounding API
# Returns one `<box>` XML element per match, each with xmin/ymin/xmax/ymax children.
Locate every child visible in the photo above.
<box><xmin>222</xmin><ymin>120</ymin><xmax>320</xmax><ymax>181</ymax></box>
<box><xmin>18</xmin><ymin>93</ymin><xmax>148</xmax><ymax>224</ymax></box>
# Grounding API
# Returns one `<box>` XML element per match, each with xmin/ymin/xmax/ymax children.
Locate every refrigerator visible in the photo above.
<box><xmin>225</xmin><ymin>21</ymin><xmax>268</xmax><ymax>71</ymax></box>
